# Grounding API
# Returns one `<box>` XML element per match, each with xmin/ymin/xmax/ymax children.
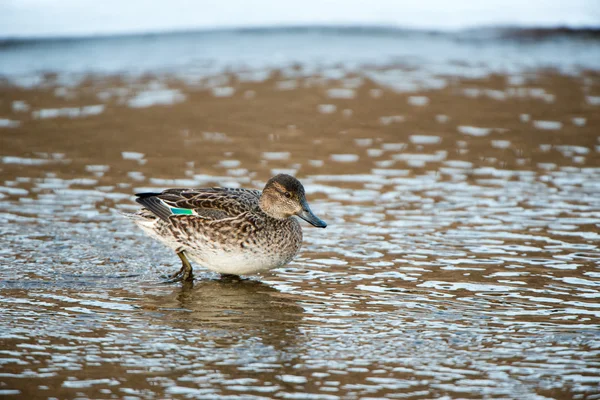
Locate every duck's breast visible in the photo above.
<box><xmin>189</xmin><ymin>216</ymin><xmax>303</xmax><ymax>275</ymax></box>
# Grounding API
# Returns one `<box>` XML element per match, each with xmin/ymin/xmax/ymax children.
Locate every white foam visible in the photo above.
<box><xmin>128</xmin><ymin>89</ymin><xmax>185</xmax><ymax>108</ymax></box>
<box><xmin>410</xmin><ymin>135</ymin><xmax>441</xmax><ymax>145</ymax></box>
<box><xmin>327</xmin><ymin>88</ymin><xmax>355</xmax><ymax>99</ymax></box>
<box><xmin>369</xmin><ymin>89</ymin><xmax>383</xmax><ymax>98</ymax></box>
<box><xmin>12</xmin><ymin>101</ymin><xmax>29</xmax><ymax>112</ymax></box>
<box><xmin>121</xmin><ymin>151</ymin><xmax>145</xmax><ymax>160</ymax></box>
<box><xmin>382</xmin><ymin>143</ymin><xmax>406</xmax><ymax>151</ymax></box>
<box><xmin>0</xmin><ymin>119</ymin><xmax>20</xmax><ymax>128</ymax></box>
<box><xmin>458</xmin><ymin>126</ymin><xmax>491</xmax><ymax>136</ymax></box>
<box><xmin>127</xmin><ymin>171</ymin><xmax>145</xmax><ymax>181</ymax></box>
<box><xmin>276</xmin><ymin>80</ymin><xmax>298</xmax><ymax>90</ymax></box>
<box><xmin>262</xmin><ymin>152</ymin><xmax>290</xmax><ymax>160</ymax></box>
<box><xmin>444</xmin><ymin>160</ymin><xmax>473</xmax><ymax>168</ymax></box>
<box><xmin>85</xmin><ymin>165</ymin><xmax>110</xmax><ymax>173</ymax></box>
<box><xmin>586</xmin><ymin>96</ymin><xmax>600</xmax><ymax>105</ymax></box>
<box><xmin>81</xmin><ymin>105</ymin><xmax>105</xmax><ymax>115</ymax></box>
<box><xmin>318</xmin><ymin>104</ymin><xmax>337</xmax><ymax>114</ymax></box>
<box><xmin>380</xmin><ymin>115</ymin><xmax>405</xmax><ymax>125</ymax></box>
<box><xmin>32</xmin><ymin>104</ymin><xmax>105</xmax><ymax>118</ymax></box>
<box><xmin>554</xmin><ymin>145</ymin><xmax>589</xmax><ymax>155</ymax></box>
<box><xmin>491</xmin><ymin>140</ymin><xmax>511</xmax><ymax>149</ymax></box>
<box><xmin>436</xmin><ymin>114</ymin><xmax>449</xmax><ymax>123</ymax></box>
<box><xmin>62</xmin><ymin>379</ymin><xmax>120</xmax><ymax>388</ymax></box>
<box><xmin>212</xmin><ymin>86</ymin><xmax>235</xmax><ymax>97</ymax></box>
<box><xmin>367</xmin><ymin>149</ymin><xmax>384</xmax><ymax>157</ymax></box>
<box><xmin>418</xmin><ymin>281</ymin><xmax>518</xmax><ymax>292</ymax></box>
<box><xmin>2</xmin><ymin>156</ymin><xmax>51</xmax><ymax>165</ymax></box>
<box><xmin>330</xmin><ymin>154</ymin><xmax>359</xmax><ymax>162</ymax></box>
<box><xmin>202</xmin><ymin>131</ymin><xmax>230</xmax><ymax>142</ymax></box>
<box><xmin>533</xmin><ymin>120</ymin><xmax>562</xmax><ymax>130</ymax></box>
<box><xmin>393</xmin><ymin>151</ymin><xmax>447</xmax><ymax>164</ymax></box>
<box><xmin>219</xmin><ymin>159</ymin><xmax>241</xmax><ymax>168</ymax></box>
<box><xmin>278</xmin><ymin>375</ymin><xmax>308</xmax><ymax>384</ymax></box>
<box><xmin>354</xmin><ymin>138</ymin><xmax>373</xmax><ymax>147</ymax></box>
<box><xmin>407</xmin><ymin>96</ymin><xmax>429</xmax><ymax>106</ymax></box>
<box><xmin>371</xmin><ymin>169</ymin><xmax>409</xmax><ymax>176</ymax></box>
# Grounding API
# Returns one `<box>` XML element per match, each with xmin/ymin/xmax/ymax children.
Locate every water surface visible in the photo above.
<box><xmin>1</xmin><ymin>30</ymin><xmax>600</xmax><ymax>399</ymax></box>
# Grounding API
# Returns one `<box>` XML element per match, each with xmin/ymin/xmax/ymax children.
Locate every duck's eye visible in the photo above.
<box><xmin>284</xmin><ymin>192</ymin><xmax>292</xmax><ymax>199</ymax></box>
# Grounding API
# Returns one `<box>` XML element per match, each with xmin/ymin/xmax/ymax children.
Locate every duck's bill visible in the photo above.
<box><xmin>297</xmin><ymin>207</ymin><xmax>327</xmax><ymax>228</ymax></box>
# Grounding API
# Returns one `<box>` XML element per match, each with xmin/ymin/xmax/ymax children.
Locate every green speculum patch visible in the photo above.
<box><xmin>171</xmin><ymin>208</ymin><xmax>193</xmax><ymax>215</ymax></box>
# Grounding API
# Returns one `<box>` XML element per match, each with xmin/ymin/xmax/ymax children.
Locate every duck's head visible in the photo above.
<box><xmin>259</xmin><ymin>174</ymin><xmax>327</xmax><ymax>228</ymax></box>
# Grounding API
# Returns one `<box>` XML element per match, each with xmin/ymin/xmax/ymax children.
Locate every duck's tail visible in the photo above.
<box><xmin>120</xmin><ymin>208</ymin><xmax>158</xmax><ymax>225</ymax></box>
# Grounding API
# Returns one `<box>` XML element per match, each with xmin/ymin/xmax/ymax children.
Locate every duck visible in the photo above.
<box><xmin>127</xmin><ymin>174</ymin><xmax>327</xmax><ymax>283</ymax></box>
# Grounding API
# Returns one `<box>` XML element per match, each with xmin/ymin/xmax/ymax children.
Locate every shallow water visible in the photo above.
<box><xmin>1</xmin><ymin>31</ymin><xmax>600</xmax><ymax>399</ymax></box>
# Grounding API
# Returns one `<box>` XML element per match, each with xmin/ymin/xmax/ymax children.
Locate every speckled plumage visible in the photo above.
<box><xmin>126</xmin><ymin>174</ymin><xmax>326</xmax><ymax>281</ymax></box>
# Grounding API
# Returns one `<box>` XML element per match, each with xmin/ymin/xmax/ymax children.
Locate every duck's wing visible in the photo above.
<box><xmin>135</xmin><ymin>187</ymin><xmax>261</xmax><ymax>223</ymax></box>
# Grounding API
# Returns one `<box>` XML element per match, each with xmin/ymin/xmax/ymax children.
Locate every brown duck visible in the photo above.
<box><xmin>127</xmin><ymin>174</ymin><xmax>327</xmax><ymax>282</ymax></box>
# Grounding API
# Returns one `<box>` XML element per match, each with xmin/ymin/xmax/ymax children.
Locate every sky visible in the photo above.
<box><xmin>1</xmin><ymin>0</ymin><xmax>599</xmax><ymax>38</ymax></box>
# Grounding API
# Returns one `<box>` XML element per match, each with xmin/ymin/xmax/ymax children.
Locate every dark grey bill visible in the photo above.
<box><xmin>297</xmin><ymin>202</ymin><xmax>327</xmax><ymax>228</ymax></box>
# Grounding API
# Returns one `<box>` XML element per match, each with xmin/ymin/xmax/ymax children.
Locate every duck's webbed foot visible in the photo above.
<box><xmin>163</xmin><ymin>264</ymin><xmax>185</xmax><ymax>279</ymax></box>
<box><xmin>161</xmin><ymin>251</ymin><xmax>194</xmax><ymax>284</ymax></box>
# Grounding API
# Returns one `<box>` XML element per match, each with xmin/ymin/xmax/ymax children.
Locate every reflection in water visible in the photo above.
<box><xmin>1</xmin><ymin>30</ymin><xmax>600</xmax><ymax>399</ymax></box>
<box><xmin>146</xmin><ymin>278</ymin><xmax>305</xmax><ymax>348</ymax></box>
<box><xmin>0</xmin><ymin>279</ymin><xmax>306</xmax><ymax>399</ymax></box>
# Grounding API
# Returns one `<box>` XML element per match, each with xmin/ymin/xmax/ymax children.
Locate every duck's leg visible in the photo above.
<box><xmin>177</xmin><ymin>251</ymin><xmax>194</xmax><ymax>282</ymax></box>
<box><xmin>161</xmin><ymin>251</ymin><xmax>194</xmax><ymax>283</ymax></box>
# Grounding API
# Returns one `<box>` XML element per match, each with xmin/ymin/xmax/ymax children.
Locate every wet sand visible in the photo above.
<box><xmin>1</xmin><ymin>59</ymin><xmax>600</xmax><ymax>399</ymax></box>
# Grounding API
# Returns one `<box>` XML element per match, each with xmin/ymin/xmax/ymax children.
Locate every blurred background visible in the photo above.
<box><xmin>1</xmin><ymin>2</ymin><xmax>600</xmax><ymax>400</ymax></box>
<box><xmin>1</xmin><ymin>0</ymin><xmax>599</xmax><ymax>37</ymax></box>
